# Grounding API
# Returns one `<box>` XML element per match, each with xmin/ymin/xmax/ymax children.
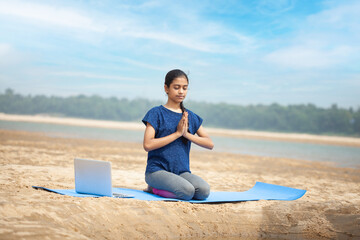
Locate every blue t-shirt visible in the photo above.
<box><xmin>142</xmin><ymin>105</ymin><xmax>203</xmax><ymax>174</ymax></box>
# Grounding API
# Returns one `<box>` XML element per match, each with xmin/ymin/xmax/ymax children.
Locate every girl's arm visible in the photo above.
<box><xmin>184</xmin><ymin>125</ymin><xmax>214</xmax><ymax>150</ymax></box>
<box><xmin>143</xmin><ymin>115</ymin><xmax>187</xmax><ymax>152</ymax></box>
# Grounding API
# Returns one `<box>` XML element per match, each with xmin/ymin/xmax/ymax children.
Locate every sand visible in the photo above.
<box><xmin>1</xmin><ymin>113</ymin><xmax>360</xmax><ymax>147</ymax></box>
<box><xmin>1</xmin><ymin>128</ymin><xmax>360</xmax><ymax>240</ymax></box>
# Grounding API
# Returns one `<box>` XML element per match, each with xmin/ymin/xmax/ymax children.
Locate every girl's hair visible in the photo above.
<box><xmin>165</xmin><ymin>69</ymin><xmax>188</xmax><ymax>113</ymax></box>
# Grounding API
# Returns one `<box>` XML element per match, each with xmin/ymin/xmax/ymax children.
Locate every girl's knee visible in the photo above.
<box><xmin>194</xmin><ymin>183</ymin><xmax>210</xmax><ymax>200</ymax></box>
<box><xmin>177</xmin><ymin>184</ymin><xmax>195</xmax><ymax>200</ymax></box>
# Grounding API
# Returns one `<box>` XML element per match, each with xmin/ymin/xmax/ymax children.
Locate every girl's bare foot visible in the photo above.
<box><xmin>143</xmin><ymin>185</ymin><xmax>153</xmax><ymax>193</ymax></box>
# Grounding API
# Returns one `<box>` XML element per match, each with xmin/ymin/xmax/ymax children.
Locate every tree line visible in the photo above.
<box><xmin>0</xmin><ymin>89</ymin><xmax>359</xmax><ymax>136</ymax></box>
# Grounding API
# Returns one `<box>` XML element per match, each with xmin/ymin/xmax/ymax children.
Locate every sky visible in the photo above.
<box><xmin>0</xmin><ymin>0</ymin><xmax>359</xmax><ymax>108</ymax></box>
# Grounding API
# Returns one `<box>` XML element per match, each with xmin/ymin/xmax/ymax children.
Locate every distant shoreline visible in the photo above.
<box><xmin>1</xmin><ymin>112</ymin><xmax>359</xmax><ymax>147</ymax></box>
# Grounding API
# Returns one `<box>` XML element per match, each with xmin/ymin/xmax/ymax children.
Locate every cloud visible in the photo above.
<box><xmin>256</xmin><ymin>0</ymin><xmax>296</xmax><ymax>16</ymax></box>
<box><xmin>0</xmin><ymin>1</ymin><xmax>106</xmax><ymax>32</ymax></box>
<box><xmin>262</xmin><ymin>1</ymin><xmax>360</xmax><ymax>70</ymax></box>
<box><xmin>50</xmin><ymin>71</ymin><xmax>142</xmax><ymax>82</ymax></box>
<box><xmin>117</xmin><ymin>58</ymin><xmax>166</xmax><ymax>71</ymax></box>
<box><xmin>0</xmin><ymin>0</ymin><xmax>255</xmax><ymax>54</ymax></box>
<box><xmin>307</xmin><ymin>1</ymin><xmax>360</xmax><ymax>31</ymax></box>
<box><xmin>0</xmin><ymin>43</ymin><xmax>12</xmax><ymax>58</ymax></box>
<box><xmin>0</xmin><ymin>43</ymin><xmax>25</xmax><ymax>66</ymax></box>
<box><xmin>263</xmin><ymin>45</ymin><xmax>353</xmax><ymax>69</ymax></box>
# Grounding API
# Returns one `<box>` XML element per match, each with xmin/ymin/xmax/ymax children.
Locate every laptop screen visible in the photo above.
<box><xmin>74</xmin><ymin>158</ymin><xmax>112</xmax><ymax>197</ymax></box>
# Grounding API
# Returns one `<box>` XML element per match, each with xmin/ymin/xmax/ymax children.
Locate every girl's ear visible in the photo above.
<box><xmin>164</xmin><ymin>84</ymin><xmax>169</xmax><ymax>94</ymax></box>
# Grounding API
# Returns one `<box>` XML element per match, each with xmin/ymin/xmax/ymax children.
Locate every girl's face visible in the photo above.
<box><xmin>165</xmin><ymin>76</ymin><xmax>188</xmax><ymax>104</ymax></box>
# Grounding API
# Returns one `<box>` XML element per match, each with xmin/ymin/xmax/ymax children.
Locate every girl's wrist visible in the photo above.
<box><xmin>175</xmin><ymin>131</ymin><xmax>182</xmax><ymax>138</ymax></box>
<box><xmin>183</xmin><ymin>131</ymin><xmax>190</xmax><ymax>138</ymax></box>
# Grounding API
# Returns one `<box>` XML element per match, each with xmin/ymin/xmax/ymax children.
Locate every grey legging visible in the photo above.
<box><xmin>145</xmin><ymin>170</ymin><xmax>210</xmax><ymax>200</ymax></box>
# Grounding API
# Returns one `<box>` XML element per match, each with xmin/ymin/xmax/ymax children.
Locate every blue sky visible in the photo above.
<box><xmin>0</xmin><ymin>0</ymin><xmax>359</xmax><ymax>108</ymax></box>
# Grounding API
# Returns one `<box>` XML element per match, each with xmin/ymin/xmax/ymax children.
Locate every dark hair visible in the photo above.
<box><xmin>165</xmin><ymin>69</ymin><xmax>189</xmax><ymax>144</ymax></box>
<box><xmin>165</xmin><ymin>69</ymin><xmax>189</xmax><ymax>113</ymax></box>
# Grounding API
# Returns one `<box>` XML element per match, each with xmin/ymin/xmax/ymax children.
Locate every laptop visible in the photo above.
<box><xmin>74</xmin><ymin>158</ymin><xmax>133</xmax><ymax>198</ymax></box>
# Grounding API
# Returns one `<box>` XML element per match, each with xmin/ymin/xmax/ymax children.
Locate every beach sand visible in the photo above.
<box><xmin>1</xmin><ymin>129</ymin><xmax>360</xmax><ymax>239</ymax></box>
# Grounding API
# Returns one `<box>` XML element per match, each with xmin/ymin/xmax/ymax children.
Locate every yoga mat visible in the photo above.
<box><xmin>32</xmin><ymin>182</ymin><xmax>306</xmax><ymax>203</ymax></box>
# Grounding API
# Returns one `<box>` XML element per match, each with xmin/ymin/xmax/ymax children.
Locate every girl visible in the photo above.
<box><xmin>142</xmin><ymin>69</ymin><xmax>214</xmax><ymax>200</ymax></box>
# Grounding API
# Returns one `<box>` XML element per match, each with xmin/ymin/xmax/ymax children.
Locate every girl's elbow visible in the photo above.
<box><xmin>143</xmin><ymin>142</ymin><xmax>151</xmax><ymax>152</ymax></box>
<box><xmin>209</xmin><ymin>143</ymin><xmax>214</xmax><ymax>150</ymax></box>
<box><xmin>206</xmin><ymin>140</ymin><xmax>214</xmax><ymax>150</ymax></box>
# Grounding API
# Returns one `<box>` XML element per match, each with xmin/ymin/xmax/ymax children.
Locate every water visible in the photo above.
<box><xmin>209</xmin><ymin>135</ymin><xmax>360</xmax><ymax>168</ymax></box>
<box><xmin>1</xmin><ymin>120</ymin><xmax>359</xmax><ymax>168</ymax></box>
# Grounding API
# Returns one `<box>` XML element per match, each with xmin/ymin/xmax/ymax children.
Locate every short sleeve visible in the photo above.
<box><xmin>142</xmin><ymin>107</ymin><xmax>159</xmax><ymax>131</ymax></box>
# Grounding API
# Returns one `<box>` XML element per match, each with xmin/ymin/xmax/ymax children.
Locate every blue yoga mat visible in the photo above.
<box><xmin>32</xmin><ymin>182</ymin><xmax>306</xmax><ymax>203</ymax></box>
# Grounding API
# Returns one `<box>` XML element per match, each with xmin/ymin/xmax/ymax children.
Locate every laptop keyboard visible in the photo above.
<box><xmin>113</xmin><ymin>192</ymin><xmax>134</xmax><ymax>198</ymax></box>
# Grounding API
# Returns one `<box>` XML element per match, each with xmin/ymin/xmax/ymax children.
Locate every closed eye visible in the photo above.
<box><xmin>173</xmin><ymin>85</ymin><xmax>188</xmax><ymax>90</ymax></box>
